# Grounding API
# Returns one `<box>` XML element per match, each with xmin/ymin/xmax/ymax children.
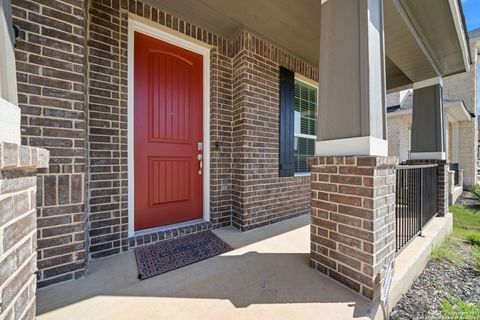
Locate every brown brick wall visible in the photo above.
<box><xmin>11</xmin><ymin>0</ymin><xmax>88</xmax><ymax>287</ymax></box>
<box><xmin>310</xmin><ymin>156</ymin><xmax>397</xmax><ymax>299</ymax></box>
<box><xmin>87</xmin><ymin>0</ymin><xmax>127</xmax><ymax>259</ymax></box>
<box><xmin>86</xmin><ymin>1</ymin><xmax>318</xmax><ymax>255</ymax></box>
<box><xmin>0</xmin><ymin>143</ymin><xmax>49</xmax><ymax>320</ymax></box>
<box><xmin>86</xmin><ymin>0</ymin><xmax>235</xmax><ymax>259</ymax></box>
<box><xmin>231</xmin><ymin>32</ymin><xmax>317</xmax><ymax>230</ymax></box>
<box><xmin>13</xmin><ymin>0</ymin><xmax>320</xmax><ymax>285</ymax></box>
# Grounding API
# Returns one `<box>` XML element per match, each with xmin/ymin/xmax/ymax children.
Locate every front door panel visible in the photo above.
<box><xmin>134</xmin><ymin>31</ymin><xmax>203</xmax><ymax>231</ymax></box>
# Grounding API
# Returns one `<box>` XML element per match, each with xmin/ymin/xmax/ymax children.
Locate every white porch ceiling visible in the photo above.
<box><xmin>144</xmin><ymin>0</ymin><xmax>469</xmax><ymax>90</ymax></box>
<box><xmin>144</xmin><ymin>0</ymin><xmax>322</xmax><ymax>65</ymax></box>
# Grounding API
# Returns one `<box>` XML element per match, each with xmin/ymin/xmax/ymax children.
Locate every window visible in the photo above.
<box><xmin>294</xmin><ymin>79</ymin><xmax>317</xmax><ymax>174</ymax></box>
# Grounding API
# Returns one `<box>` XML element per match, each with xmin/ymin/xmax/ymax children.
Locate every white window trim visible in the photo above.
<box><xmin>127</xmin><ymin>17</ymin><xmax>211</xmax><ymax>237</ymax></box>
<box><xmin>294</xmin><ymin>76</ymin><xmax>318</xmax><ymax>177</ymax></box>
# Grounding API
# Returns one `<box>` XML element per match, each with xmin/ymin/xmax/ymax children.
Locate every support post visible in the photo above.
<box><xmin>316</xmin><ymin>0</ymin><xmax>388</xmax><ymax>157</ymax></box>
<box><xmin>311</xmin><ymin>0</ymin><xmax>397</xmax><ymax>300</ymax></box>
<box><xmin>310</xmin><ymin>156</ymin><xmax>397</xmax><ymax>299</ymax></box>
<box><xmin>409</xmin><ymin>82</ymin><xmax>449</xmax><ymax>216</ymax></box>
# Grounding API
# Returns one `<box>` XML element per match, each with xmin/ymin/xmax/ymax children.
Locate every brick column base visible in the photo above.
<box><xmin>309</xmin><ymin>156</ymin><xmax>398</xmax><ymax>299</ymax></box>
<box><xmin>0</xmin><ymin>143</ymin><xmax>49</xmax><ymax>320</ymax></box>
<box><xmin>406</xmin><ymin>159</ymin><xmax>448</xmax><ymax>216</ymax></box>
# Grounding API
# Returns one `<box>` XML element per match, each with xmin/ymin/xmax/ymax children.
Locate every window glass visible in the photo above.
<box><xmin>294</xmin><ymin>80</ymin><xmax>317</xmax><ymax>174</ymax></box>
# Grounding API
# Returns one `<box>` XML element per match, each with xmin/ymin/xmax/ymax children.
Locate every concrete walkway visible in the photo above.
<box><xmin>37</xmin><ymin>215</ymin><xmax>375</xmax><ymax>320</ymax></box>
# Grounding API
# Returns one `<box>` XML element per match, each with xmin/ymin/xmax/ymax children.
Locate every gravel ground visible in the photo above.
<box><xmin>390</xmin><ymin>193</ymin><xmax>480</xmax><ymax>320</ymax></box>
<box><xmin>389</xmin><ymin>248</ymin><xmax>480</xmax><ymax>319</ymax></box>
<box><xmin>456</xmin><ymin>191</ymin><xmax>480</xmax><ymax>210</ymax></box>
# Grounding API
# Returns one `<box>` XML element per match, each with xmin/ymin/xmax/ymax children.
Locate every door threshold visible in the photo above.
<box><xmin>133</xmin><ymin>219</ymin><xmax>207</xmax><ymax>237</ymax></box>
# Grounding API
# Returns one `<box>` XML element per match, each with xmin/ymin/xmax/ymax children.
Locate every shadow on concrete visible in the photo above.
<box><xmin>37</xmin><ymin>216</ymin><xmax>375</xmax><ymax>319</ymax></box>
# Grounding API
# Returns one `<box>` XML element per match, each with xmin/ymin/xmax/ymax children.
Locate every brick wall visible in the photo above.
<box><xmin>12</xmin><ymin>0</ymin><xmax>320</xmax><ymax>285</ymax></box>
<box><xmin>86</xmin><ymin>1</ymin><xmax>318</xmax><ymax>255</ymax></box>
<box><xmin>309</xmin><ymin>156</ymin><xmax>397</xmax><ymax>299</ymax></box>
<box><xmin>86</xmin><ymin>0</ymin><xmax>236</xmax><ymax>259</ymax></box>
<box><xmin>443</xmin><ymin>47</ymin><xmax>478</xmax><ymax>187</ymax></box>
<box><xmin>458</xmin><ymin>120</ymin><xmax>478</xmax><ymax>187</ymax></box>
<box><xmin>387</xmin><ymin>115</ymin><xmax>410</xmax><ymax>162</ymax></box>
<box><xmin>11</xmin><ymin>0</ymin><xmax>88</xmax><ymax>287</ymax></box>
<box><xmin>386</xmin><ymin>92</ymin><xmax>400</xmax><ymax>107</ymax></box>
<box><xmin>443</xmin><ymin>47</ymin><xmax>478</xmax><ymax>114</ymax></box>
<box><xmin>0</xmin><ymin>143</ymin><xmax>48</xmax><ymax>319</ymax></box>
<box><xmin>86</xmin><ymin>1</ymin><xmax>128</xmax><ymax>258</ymax></box>
<box><xmin>231</xmin><ymin>32</ymin><xmax>317</xmax><ymax>230</ymax></box>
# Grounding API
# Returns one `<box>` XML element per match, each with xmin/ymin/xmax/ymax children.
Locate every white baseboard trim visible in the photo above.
<box><xmin>410</xmin><ymin>152</ymin><xmax>446</xmax><ymax>160</ymax></box>
<box><xmin>315</xmin><ymin>136</ymin><xmax>388</xmax><ymax>157</ymax></box>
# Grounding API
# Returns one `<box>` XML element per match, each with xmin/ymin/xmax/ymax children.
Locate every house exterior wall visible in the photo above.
<box><xmin>448</xmin><ymin>123</ymin><xmax>452</xmax><ymax>161</ymax></box>
<box><xmin>387</xmin><ymin>115</ymin><xmax>410</xmax><ymax>162</ymax></box>
<box><xmin>230</xmin><ymin>32</ymin><xmax>316</xmax><ymax>230</ymax></box>
<box><xmin>387</xmin><ymin>91</ymin><xmax>400</xmax><ymax>106</ymax></box>
<box><xmin>458</xmin><ymin>120</ymin><xmax>478</xmax><ymax>186</ymax></box>
<box><xmin>86</xmin><ymin>2</ymin><xmax>236</xmax><ymax>258</ymax></box>
<box><xmin>443</xmin><ymin>48</ymin><xmax>478</xmax><ymax>187</ymax></box>
<box><xmin>12</xmin><ymin>0</ymin><xmax>318</xmax><ymax>286</ymax></box>
<box><xmin>388</xmin><ymin>110</ymin><xmax>477</xmax><ymax>187</ymax></box>
<box><xmin>11</xmin><ymin>0</ymin><xmax>88</xmax><ymax>287</ymax></box>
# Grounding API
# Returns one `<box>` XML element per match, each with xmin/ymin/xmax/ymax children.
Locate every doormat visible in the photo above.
<box><xmin>134</xmin><ymin>230</ymin><xmax>233</xmax><ymax>280</ymax></box>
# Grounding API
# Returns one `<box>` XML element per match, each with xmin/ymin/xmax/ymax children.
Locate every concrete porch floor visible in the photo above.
<box><xmin>37</xmin><ymin>215</ymin><xmax>376</xmax><ymax>320</ymax></box>
<box><xmin>37</xmin><ymin>212</ymin><xmax>453</xmax><ymax>320</ymax></box>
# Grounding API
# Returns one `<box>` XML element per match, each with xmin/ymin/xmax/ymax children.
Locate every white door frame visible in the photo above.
<box><xmin>127</xmin><ymin>18</ymin><xmax>211</xmax><ymax>237</ymax></box>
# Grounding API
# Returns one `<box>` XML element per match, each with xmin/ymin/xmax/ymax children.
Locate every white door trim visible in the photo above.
<box><xmin>127</xmin><ymin>18</ymin><xmax>211</xmax><ymax>238</ymax></box>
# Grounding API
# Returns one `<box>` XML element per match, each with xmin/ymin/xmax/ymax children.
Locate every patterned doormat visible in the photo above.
<box><xmin>134</xmin><ymin>230</ymin><xmax>233</xmax><ymax>280</ymax></box>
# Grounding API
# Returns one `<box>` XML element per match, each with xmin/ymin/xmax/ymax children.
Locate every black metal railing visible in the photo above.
<box><xmin>450</xmin><ymin>163</ymin><xmax>459</xmax><ymax>186</ymax></box>
<box><xmin>395</xmin><ymin>165</ymin><xmax>438</xmax><ymax>252</ymax></box>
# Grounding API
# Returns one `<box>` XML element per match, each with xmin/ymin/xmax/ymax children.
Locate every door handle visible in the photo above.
<box><xmin>197</xmin><ymin>154</ymin><xmax>203</xmax><ymax>175</ymax></box>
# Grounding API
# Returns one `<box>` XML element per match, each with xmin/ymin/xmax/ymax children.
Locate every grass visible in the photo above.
<box><xmin>440</xmin><ymin>295</ymin><xmax>480</xmax><ymax>320</ymax></box>
<box><xmin>430</xmin><ymin>236</ymin><xmax>467</xmax><ymax>266</ymax></box>
<box><xmin>430</xmin><ymin>199</ymin><xmax>480</xmax><ymax>318</ymax></box>
<box><xmin>469</xmin><ymin>184</ymin><xmax>480</xmax><ymax>201</ymax></box>
<box><xmin>430</xmin><ymin>205</ymin><xmax>480</xmax><ymax>268</ymax></box>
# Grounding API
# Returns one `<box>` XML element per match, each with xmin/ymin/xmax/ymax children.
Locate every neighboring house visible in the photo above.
<box><xmin>387</xmin><ymin>90</ymin><xmax>474</xmax><ymax>202</ymax></box>
<box><xmin>388</xmin><ymin>28</ymin><xmax>480</xmax><ymax>193</ymax></box>
<box><xmin>0</xmin><ymin>0</ymin><xmax>473</xmax><ymax>319</ymax></box>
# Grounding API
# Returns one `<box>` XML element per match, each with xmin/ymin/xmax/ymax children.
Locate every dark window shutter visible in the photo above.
<box><xmin>279</xmin><ymin>67</ymin><xmax>295</xmax><ymax>177</ymax></box>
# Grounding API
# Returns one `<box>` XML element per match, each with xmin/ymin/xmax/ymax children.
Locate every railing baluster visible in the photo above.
<box><xmin>395</xmin><ymin>164</ymin><xmax>438</xmax><ymax>253</ymax></box>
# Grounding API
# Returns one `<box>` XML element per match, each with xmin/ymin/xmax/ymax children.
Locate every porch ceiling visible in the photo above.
<box><xmin>384</xmin><ymin>0</ymin><xmax>470</xmax><ymax>91</ymax></box>
<box><xmin>143</xmin><ymin>0</ymin><xmax>322</xmax><ymax>65</ymax></box>
<box><xmin>144</xmin><ymin>0</ymin><xmax>469</xmax><ymax>89</ymax></box>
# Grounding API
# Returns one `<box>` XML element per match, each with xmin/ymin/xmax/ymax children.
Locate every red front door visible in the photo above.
<box><xmin>134</xmin><ymin>31</ymin><xmax>204</xmax><ymax>231</ymax></box>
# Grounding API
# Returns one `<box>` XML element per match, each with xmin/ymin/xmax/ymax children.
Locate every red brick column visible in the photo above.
<box><xmin>309</xmin><ymin>156</ymin><xmax>397</xmax><ymax>299</ymax></box>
